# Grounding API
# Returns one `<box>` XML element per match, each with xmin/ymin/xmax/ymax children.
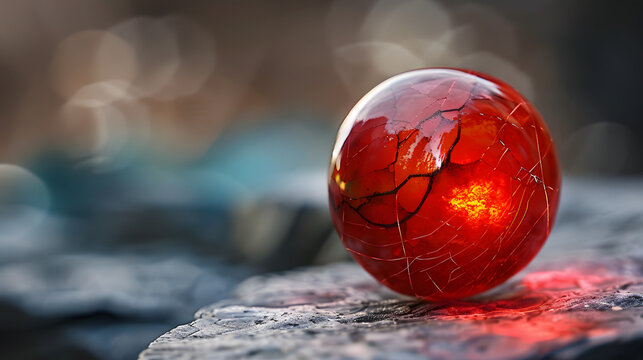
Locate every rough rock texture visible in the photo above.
<box><xmin>140</xmin><ymin>178</ymin><xmax>643</xmax><ymax>360</ymax></box>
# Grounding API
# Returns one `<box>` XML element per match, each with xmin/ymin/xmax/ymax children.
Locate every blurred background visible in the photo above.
<box><xmin>0</xmin><ymin>0</ymin><xmax>641</xmax><ymax>359</ymax></box>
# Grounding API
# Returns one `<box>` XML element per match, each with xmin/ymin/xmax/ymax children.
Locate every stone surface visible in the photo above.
<box><xmin>329</xmin><ymin>68</ymin><xmax>561</xmax><ymax>300</ymax></box>
<box><xmin>0</xmin><ymin>247</ymin><xmax>251</xmax><ymax>360</ymax></box>
<box><xmin>0</xmin><ymin>208</ymin><xmax>254</xmax><ymax>359</ymax></box>
<box><xmin>141</xmin><ymin>178</ymin><xmax>643</xmax><ymax>359</ymax></box>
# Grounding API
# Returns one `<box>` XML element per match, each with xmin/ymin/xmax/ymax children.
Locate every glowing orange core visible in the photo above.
<box><xmin>447</xmin><ymin>181</ymin><xmax>506</xmax><ymax>223</ymax></box>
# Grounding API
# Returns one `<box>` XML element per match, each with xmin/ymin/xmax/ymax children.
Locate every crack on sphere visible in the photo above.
<box><xmin>328</xmin><ymin>68</ymin><xmax>561</xmax><ymax>301</ymax></box>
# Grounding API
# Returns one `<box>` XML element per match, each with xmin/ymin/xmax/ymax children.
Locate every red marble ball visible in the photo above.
<box><xmin>328</xmin><ymin>68</ymin><xmax>561</xmax><ymax>301</ymax></box>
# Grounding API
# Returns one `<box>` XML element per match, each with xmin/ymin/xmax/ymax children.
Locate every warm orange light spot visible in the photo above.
<box><xmin>334</xmin><ymin>173</ymin><xmax>346</xmax><ymax>192</ymax></box>
<box><xmin>447</xmin><ymin>181</ymin><xmax>506</xmax><ymax>223</ymax></box>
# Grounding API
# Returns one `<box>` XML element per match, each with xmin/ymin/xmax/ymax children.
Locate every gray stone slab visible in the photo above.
<box><xmin>139</xmin><ymin>178</ymin><xmax>643</xmax><ymax>359</ymax></box>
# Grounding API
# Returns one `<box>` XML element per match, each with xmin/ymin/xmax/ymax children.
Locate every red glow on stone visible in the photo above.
<box><xmin>328</xmin><ymin>68</ymin><xmax>561</xmax><ymax>301</ymax></box>
<box><xmin>522</xmin><ymin>268</ymin><xmax>617</xmax><ymax>291</ymax></box>
<box><xmin>481</xmin><ymin>316</ymin><xmax>612</xmax><ymax>344</ymax></box>
<box><xmin>427</xmin><ymin>265</ymin><xmax>626</xmax><ymax>345</ymax></box>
